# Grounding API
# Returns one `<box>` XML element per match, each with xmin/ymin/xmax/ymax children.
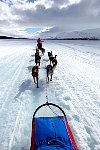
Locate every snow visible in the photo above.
<box><xmin>0</xmin><ymin>39</ymin><xmax>100</xmax><ymax>150</ymax></box>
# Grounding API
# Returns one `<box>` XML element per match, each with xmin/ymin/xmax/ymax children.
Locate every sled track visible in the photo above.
<box><xmin>0</xmin><ymin>54</ymin><xmax>28</xmax><ymax>114</ymax></box>
<box><xmin>0</xmin><ymin>50</ymin><xmax>30</xmax><ymax>149</ymax></box>
<box><xmin>9</xmin><ymin>101</ymin><xmax>23</xmax><ymax>150</ymax></box>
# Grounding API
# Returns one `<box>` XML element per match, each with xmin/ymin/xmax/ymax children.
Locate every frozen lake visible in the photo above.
<box><xmin>0</xmin><ymin>39</ymin><xmax>100</xmax><ymax>150</ymax></box>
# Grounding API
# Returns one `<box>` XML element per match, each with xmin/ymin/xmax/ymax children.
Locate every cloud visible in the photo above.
<box><xmin>0</xmin><ymin>0</ymin><xmax>100</xmax><ymax>38</ymax></box>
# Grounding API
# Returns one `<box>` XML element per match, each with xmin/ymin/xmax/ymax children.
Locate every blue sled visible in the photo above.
<box><xmin>30</xmin><ymin>102</ymin><xmax>79</xmax><ymax>150</ymax></box>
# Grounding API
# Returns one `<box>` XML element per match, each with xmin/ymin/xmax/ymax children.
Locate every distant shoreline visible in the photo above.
<box><xmin>0</xmin><ymin>36</ymin><xmax>99</xmax><ymax>41</ymax></box>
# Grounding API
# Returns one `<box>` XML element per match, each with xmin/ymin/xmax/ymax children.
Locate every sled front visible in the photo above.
<box><xmin>30</xmin><ymin>103</ymin><xmax>78</xmax><ymax>150</ymax></box>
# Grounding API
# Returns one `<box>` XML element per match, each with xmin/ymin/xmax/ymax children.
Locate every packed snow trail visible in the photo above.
<box><xmin>0</xmin><ymin>39</ymin><xmax>100</xmax><ymax>150</ymax></box>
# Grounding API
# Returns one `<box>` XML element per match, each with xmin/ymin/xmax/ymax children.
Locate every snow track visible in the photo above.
<box><xmin>0</xmin><ymin>39</ymin><xmax>100</xmax><ymax>150</ymax></box>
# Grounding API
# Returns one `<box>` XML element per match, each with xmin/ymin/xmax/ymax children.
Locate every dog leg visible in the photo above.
<box><xmin>33</xmin><ymin>77</ymin><xmax>36</xmax><ymax>84</ymax></box>
<box><xmin>48</xmin><ymin>76</ymin><xmax>49</xmax><ymax>83</ymax></box>
<box><xmin>50</xmin><ymin>74</ymin><xmax>52</xmax><ymax>81</ymax></box>
<box><xmin>47</xmin><ymin>75</ymin><xmax>49</xmax><ymax>83</ymax></box>
<box><xmin>36</xmin><ymin>76</ymin><xmax>39</xmax><ymax>88</ymax></box>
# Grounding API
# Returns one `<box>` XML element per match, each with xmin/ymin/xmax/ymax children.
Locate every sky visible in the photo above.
<box><xmin>0</xmin><ymin>0</ymin><xmax>100</xmax><ymax>38</ymax></box>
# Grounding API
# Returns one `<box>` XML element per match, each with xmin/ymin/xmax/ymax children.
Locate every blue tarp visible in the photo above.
<box><xmin>34</xmin><ymin>116</ymin><xmax>75</xmax><ymax>150</ymax></box>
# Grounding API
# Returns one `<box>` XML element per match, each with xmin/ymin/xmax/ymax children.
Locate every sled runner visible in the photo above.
<box><xmin>30</xmin><ymin>102</ymin><xmax>78</xmax><ymax>150</ymax></box>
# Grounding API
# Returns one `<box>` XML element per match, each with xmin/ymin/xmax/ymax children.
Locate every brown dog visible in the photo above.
<box><xmin>35</xmin><ymin>52</ymin><xmax>41</xmax><ymax>66</ymax></box>
<box><xmin>46</xmin><ymin>64</ymin><xmax>53</xmax><ymax>83</ymax></box>
<box><xmin>48</xmin><ymin>51</ymin><xmax>53</xmax><ymax>64</ymax></box>
<box><xmin>32</xmin><ymin>65</ymin><xmax>39</xmax><ymax>88</ymax></box>
<box><xmin>52</xmin><ymin>55</ymin><xmax>57</xmax><ymax>68</ymax></box>
<box><xmin>41</xmin><ymin>48</ymin><xmax>45</xmax><ymax>55</ymax></box>
<box><xmin>37</xmin><ymin>43</ymin><xmax>45</xmax><ymax>55</ymax></box>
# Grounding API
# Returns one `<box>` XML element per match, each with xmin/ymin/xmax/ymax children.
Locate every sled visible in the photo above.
<box><xmin>30</xmin><ymin>102</ymin><xmax>79</xmax><ymax>150</ymax></box>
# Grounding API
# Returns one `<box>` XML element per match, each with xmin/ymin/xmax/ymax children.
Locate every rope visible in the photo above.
<box><xmin>45</xmin><ymin>76</ymin><xmax>59</xmax><ymax>116</ymax></box>
<box><xmin>45</xmin><ymin>76</ymin><xmax>60</xmax><ymax>116</ymax></box>
<box><xmin>45</xmin><ymin>77</ymin><xmax>48</xmax><ymax>103</ymax></box>
<box><xmin>36</xmin><ymin>75</ymin><xmax>69</xmax><ymax>149</ymax></box>
<box><xmin>48</xmin><ymin>105</ymin><xmax>58</xmax><ymax>116</ymax></box>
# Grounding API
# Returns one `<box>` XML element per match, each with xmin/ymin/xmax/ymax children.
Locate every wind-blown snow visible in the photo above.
<box><xmin>0</xmin><ymin>39</ymin><xmax>100</xmax><ymax>150</ymax></box>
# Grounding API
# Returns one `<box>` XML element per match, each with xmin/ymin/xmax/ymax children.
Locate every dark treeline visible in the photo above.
<box><xmin>0</xmin><ymin>36</ymin><xmax>14</xmax><ymax>39</ymax></box>
<box><xmin>43</xmin><ymin>38</ymin><xmax>99</xmax><ymax>40</ymax></box>
<box><xmin>0</xmin><ymin>36</ymin><xmax>99</xmax><ymax>40</ymax></box>
<box><xmin>0</xmin><ymin>36</ymin><xmax>28</xmax><ymax>39</ymax></box>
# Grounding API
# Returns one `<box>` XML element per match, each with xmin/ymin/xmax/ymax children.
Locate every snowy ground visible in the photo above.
<box><xmin>0</xmin><ymin>39</ymin><xmax>100</xmax><ymax>150</ymax></box>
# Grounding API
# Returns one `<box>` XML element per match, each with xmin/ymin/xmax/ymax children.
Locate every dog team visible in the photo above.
<box><xmin>32</xmin><ymin>38</ymin><xmax>57</xmax><ymax>88</ymax></box>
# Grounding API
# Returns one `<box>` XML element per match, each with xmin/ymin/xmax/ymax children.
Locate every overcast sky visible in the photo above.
<box><xmin>0</xmin><ymin>0</ymin><xmax>100</xmax><ymax>38</ymax></box>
